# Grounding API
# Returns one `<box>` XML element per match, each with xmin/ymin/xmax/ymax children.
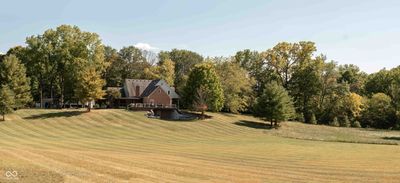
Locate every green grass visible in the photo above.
<box><xmin>0</xmin><ymin>109</ymin><xmax>399</xmax><ymax>182</ymax></box>
<box><xmin>271</xmin><ymin>121</ymin><xmax>400</xmax><ymax>145</ymax></box>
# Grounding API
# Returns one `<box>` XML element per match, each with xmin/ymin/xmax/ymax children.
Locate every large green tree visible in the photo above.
<box><xmin>361</xmin><ymin>93</ymin><xmax>397</xmax><ymax>129</ymax></box>
<box><xmin>105</xmin><ymin>46</ymin><xmax>151</xmax><ymax>86</ymax></box>
<box><xmin>183</xmin><ymin>62</ymin><xmax>224</xmax><ymax>112</ymax></box>
<box><xmin>233</xmin><ymin>49</ymin><xmax>265</xmax><ymax>91</ymax></box>
<box><xmin>0</xmin><ymin>55</ymin><xmax>32</xmax><ymax>108</ymax></box>
<box><xmin>0</xmin><ymin>85</ymin><xmax>15</xmax><ymax>121</ymax></box>
<box><xmin>316</xmin><ymin>61</ymin><xmax>351</xmax><ymax>124</ymax></box>
<box><xmin>25</xmin><ymin>25</ymin><xmax>106</xmax><ymax>107</ymax></box>
<box><xmin>262</xmin><ymin>41</ymin><xmax>317</xmax><ymax>88</ymax></box>
<box><xmin>338</xmin><ymin>64</ymin><xmax>367</xmax><ymax>94</ymax></box>
<box><xmin>289</xmin><ymin>55</ymin><xmax>324</xmax><ymax>123</ymax></box>
<box><xmin>253</xmin><ymin>82</ymin><xmax>295</xmax><ymax>127</ymax></box>
<box><xmin>144</xmin><ymin>58</ymin><xmax>175</xmax><ymax>86</ymax></box>
<box><xmin>103</xmin><ymin>46</ymin><xmax>121</xmax><ymax>87</ymax></box>
<box><xmin>215</xmin><ymin>59</ymin><xmax>255</xmax><ymax>113</ymax></box>
<box><xmin>159</xmin><ymin>49</ymin><xmax>203</xmax><ymax>93</ymax></box>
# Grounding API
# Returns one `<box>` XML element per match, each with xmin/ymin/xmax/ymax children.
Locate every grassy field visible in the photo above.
<box><xmin>0</xmin><ymin>109</ymin><xmax>399</xmax><ymax>182</ymax></box>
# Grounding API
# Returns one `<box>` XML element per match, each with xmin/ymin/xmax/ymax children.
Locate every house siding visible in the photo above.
<box><xmin>143</xmin><ymin>86</ymin><xmax>172</xmax><ymax>105</ymax></box>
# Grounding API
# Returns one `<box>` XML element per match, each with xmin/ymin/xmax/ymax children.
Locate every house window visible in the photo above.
<box><xmin>168</xmin><ymin>90</ymin><xmax>170</xmax><ymax>95</ymax></box>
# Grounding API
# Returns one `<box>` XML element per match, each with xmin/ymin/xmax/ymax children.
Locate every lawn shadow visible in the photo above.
<box><xmin>24</xmin><ymin>110</ymin><xmax>86</xmax><ymax>120</ymax></box>
<box><xmin>234</xmin><ymin>120</ymin><xmax>273</xmax><ymax>129</ymax></box>
<box><xmin>382</xmin><ymin>136</ymin><xmax>400</xmax><ymax>141</ymax></box>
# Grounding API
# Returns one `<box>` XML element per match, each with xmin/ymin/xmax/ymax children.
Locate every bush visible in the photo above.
<box><xmin>340</xmin><ymin>115</ymin><xmax>351</xmax><ymax>127</ymax></box>
<box><xmin>361</xmin><ymin>93</ymin><xmax>397</xmax><ymax>129</ymax></box>
<box><xmin>295</xmin><ymin>113</ymin><xmax>305</xmax><ymax>122</ymax></box>
<box><xmin>329</xmin><ymin>117</ymin><xmax>340</xmax><ymax>127</ymax></box>
<box><xmin>309</xmin><ymin>114</ymin><xmax>317</xmax><ymax>125</ymax></box>
<box><xmin>352</xmin><ymin>120</ymin><xmax>362</xmax><ymax>128</ymax></box>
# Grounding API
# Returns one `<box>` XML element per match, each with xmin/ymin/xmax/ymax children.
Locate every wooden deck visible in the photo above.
<box><xmin>127</xmin><ymin>103</ymin><xmax>177</xmax><ymax>110</ymax></box>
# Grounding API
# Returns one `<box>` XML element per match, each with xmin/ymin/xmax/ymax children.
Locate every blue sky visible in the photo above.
<box><xmin>1</xmin><ymin>0</ymin><xmax>399</xmax><ymax>73</ymax></box>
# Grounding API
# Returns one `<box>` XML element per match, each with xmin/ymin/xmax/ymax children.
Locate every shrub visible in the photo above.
<box><xmin>330</xmin><ymin>117</ymin><xmax>340</xmax><ymax>127</ymax></box>
<box><xmin>361</xmin><ymin>93</ymin><xmax>397</xmax><ymax>129</ymax></box>
<box><xmin>309</xmin><ymin>114</ymin><xmax>317</xmax><ymax>125</ymax></box>
<box><xmin>295</xmin><ymin>113</ymin><xmax>305</xmax><ymax>122</ymax></box>
<box><xmin>352</xmin><ymin>120</ymin><xmax>362</xmax><ymax>128</ymax></box>
<box><xmin>340</xmin><ymin>115</ymin><xmax>351</xmax><ymax>127</ymax></box>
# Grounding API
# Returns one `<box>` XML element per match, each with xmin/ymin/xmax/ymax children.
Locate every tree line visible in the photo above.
<box><xmin>0</xmin><ymin>25</ymin><xmax>399</xmax><ymax>130</ymax></box>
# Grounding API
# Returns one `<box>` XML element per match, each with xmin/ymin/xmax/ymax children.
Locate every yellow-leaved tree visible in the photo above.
<box><xmin>75</xmin><ymin>67</ymin><xmax>105</xmax><ymax>112</ymax></box>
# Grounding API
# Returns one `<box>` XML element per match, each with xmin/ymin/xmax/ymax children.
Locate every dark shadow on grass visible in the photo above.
<box><xmin>234</xmin><ymin>120</ymin><xmax>273</xmax><ymax>129</ymax></box>
<box><xmin>383</xmin><ymin>136</ymin><xmax>400</xmax><ymax>141</ymax></box>
<box><xmin>24</xmin><ymin>110</ymin><xmax>86</xmax><ymax>120</ymax></box>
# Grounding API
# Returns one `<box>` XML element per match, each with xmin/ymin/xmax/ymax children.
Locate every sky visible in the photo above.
<box><xmin>1</xmin><ymin>0</ymin><xmax>400</xmax><ymax>73</ymax></box>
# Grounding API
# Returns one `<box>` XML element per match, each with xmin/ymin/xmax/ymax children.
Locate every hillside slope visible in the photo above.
<box><xmin>0</xmin><ymin>109</ymin><xmax>399</xmax><ymax>182</ymax></box>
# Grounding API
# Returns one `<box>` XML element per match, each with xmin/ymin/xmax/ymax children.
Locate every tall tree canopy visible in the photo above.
<box><xmin>75</xmin><ymin>66</ymin><xmax>106</xmax><ymax>112</ymax></box>
<box><xmin>338</xmin><ymin>64</ymin><xmax>367</xmax><ymax>94</ymax></box>
<box><xmin>25</xmin><ymin>25</ymin><xmax>106</xmax><ymax>107</ymax></box>
<box><xmin>289</xmin><ymin>55</ymin><xmax>324</xmax><ymax>123</ymax></box>
<box><xmin>159</xmin><ymin>49</ymin><xmax>203</xmax><ymax>93</ymax></box>
<box><xmin>144</xmin><ymin>58</ymin><xmax>175</xmax><ymax>86</ymax></box>
<box><xmin>262</xmin><ymin>41</ymin><xmax>317</xmax><ymax>88</ymax></box>
<box><xmin>361</xmin><ymin>93</ymin><xmax>397</xmax><ymax>129</ymax></box>
<box><xmin>0</xmin><ymin>55</ymin><xmax>32</xmax><ymax>108</ymax></box>
<box><xmin>215</xmin><ymin>59</ymin><xmax>255</xmax><ymax>113</ymax></box>
<box><xmin>105</xmin><ymin>46</ymin><xmax>151</xmax><ymax>86</ymax></box>
<box><xmin>315</xmin><ymin>61</ymin><xmax>350</xmax><ymax>124</ymax></box>
<box><xmin>183</xmin><ymin>62</ymin><xmax>224</xmax><ymax>112</ymax></box>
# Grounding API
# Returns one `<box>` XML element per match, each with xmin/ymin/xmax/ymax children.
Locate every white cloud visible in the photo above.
<box><xmin>134</xmin><ymin>43</ymin><xmax>158</xmax><ymax>51</ymax></box>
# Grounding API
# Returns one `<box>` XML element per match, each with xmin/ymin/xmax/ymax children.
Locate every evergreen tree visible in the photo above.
<box><xmin>183</xmin><ymin>62</ymin><xmax>224</xmax><ymax>112</ymax></box>
<box><xmin>0</xmin><ymin>55</ymin><xmax>31</xmax><ymax>108</ymax></box>
<box><xmin>253</xmin><ymin>82</ymin><xmax>295</xmax><ymax>127</ymax></box>
<box><xmin>0</xmin><ymin>85</ymin><xmax>15</xmax><ymax>121</ymax></box>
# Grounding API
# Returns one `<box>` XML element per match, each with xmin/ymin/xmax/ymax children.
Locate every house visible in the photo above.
<box><xmin>107</xmin><ymin>79</ymin><xmax>180</xmax><ymax>108</ymax></box>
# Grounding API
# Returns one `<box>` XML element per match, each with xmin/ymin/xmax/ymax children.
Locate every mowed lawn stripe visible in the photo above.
<box><xmin>0</xmin><ymin>109</ymin><xmax>399</xmax><ymax>182</ymax></box>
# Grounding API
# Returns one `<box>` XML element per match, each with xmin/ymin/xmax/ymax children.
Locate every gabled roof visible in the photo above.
<box><xmin>140</xmin><ymin>79</ymin><xmax>160</xmax><ymax>97</ymax></box>
<box><xmin>122</xmin><ymin>79</ymin><xmax>180</xmax><ymax>99</ymax></box>
<box><xmin>124</xmin><ymin>79</ymin><xmax>153</xmax><ymax>97</ymax></box>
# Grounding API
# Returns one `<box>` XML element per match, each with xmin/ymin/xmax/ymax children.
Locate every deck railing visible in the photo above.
<box><xmin>128</xmin><ymin>103</ymin><xmax>177</xmax><ymax>109</ymax></box>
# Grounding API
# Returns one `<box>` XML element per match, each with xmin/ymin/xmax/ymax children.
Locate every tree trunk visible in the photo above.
<box><xmin>40</xmin><ymin>80</ymin><xmax>44</xmax><ymax>108</ymax></box>
<box><xmin>60</xmin><ymin>76</ymin><xmax>64</xmax><ymax>109</ymax></box>
<box><xmin>2</xmin><ymin>113</ymin><xmax>4</xmax><ymax>121</ymax></box>
<box><xmin>50</xmin><ymin>79</ymin><xmax>54</xmax><ymax>108</ymax></box>
<box><xmin>40</xmin><ymin>87</ymin><xmax>43</xmax><ymax>108</ymax></box>
<box><xmin>87</xmin><ymin>104</ymin><xmax>91</xmax><ymax>112</ymax></box>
